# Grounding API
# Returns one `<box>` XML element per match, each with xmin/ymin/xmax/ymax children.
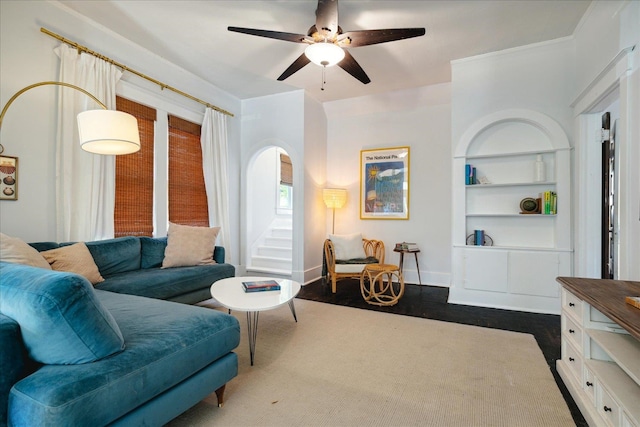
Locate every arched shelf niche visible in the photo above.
<box><xmin>450</xmin><ymin>109</ymin><xmax>572</xmax><ymax>315</ymax></box>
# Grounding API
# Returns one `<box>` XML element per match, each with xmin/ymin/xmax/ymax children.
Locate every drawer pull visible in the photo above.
<box><xmin>569</xmin><ymin>329</ymin><xmax>575</xmax><ymax>334</ymax></box>
<box><xmin>569</xmin><ymin>357</ymin><xmax>575</xmax><ymax>362</ymax></box>
<box><xmin>586</xmin><ymin>381</ymin><xmax>593</xmax><ymax>387</ymax></box>
<box><xmin>569</xmin><ymin>302</ymin><xmax>575</xmax><ymax>307</ymax></box>
<box><xmin>604</xmin><ymin>406</ymin><xmax>612</xmax><ymax>412</ymax></box>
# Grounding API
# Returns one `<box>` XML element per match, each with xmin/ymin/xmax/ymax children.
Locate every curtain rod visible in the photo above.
<box><xmin>40</xmin><ymin>27</ymin><xmax>234</xmax><ymax>118</ymax></box>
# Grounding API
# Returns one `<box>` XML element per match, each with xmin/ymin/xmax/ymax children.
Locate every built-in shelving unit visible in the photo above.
<box><xmin>450</xmin><ymin>109</ymin><xmax>572</xmax><ymax>314</ymax></box>
<box><xmin>557</xmin><ymin>277</ymin><xmax>640</xmax><ymax>427</ymax></box>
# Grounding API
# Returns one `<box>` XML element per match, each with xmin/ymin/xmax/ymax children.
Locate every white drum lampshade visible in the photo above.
<box><xmin>77</xmin><ymin>110</ymin><xmax>140</xmax><ymax>155</ymax></box>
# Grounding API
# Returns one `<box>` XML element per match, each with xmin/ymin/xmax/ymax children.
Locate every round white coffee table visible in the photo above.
<box><xmin>210</xmin><ymin>276</ymin><xmax>301</xmax><ymax>365</ymax></box>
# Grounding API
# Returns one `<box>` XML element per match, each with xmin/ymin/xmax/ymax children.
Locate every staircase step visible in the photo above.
<box><xmin>264</xmin><ymin>236</ymin><xmax>292</xmax><ymax>248</ymax></box>
<box><xmin>256</xmin><ymin>246</ymin><xmax>292</xmax><ymax>258</ymax></box>
<box><xmin>245</xmin><ymin>267</ymin><xmax>292</xmax><ymax>277</ymax></box>
<box><xmin>251</xmin><ymin>255</ymin><xmax>292</xmax><ymax>271</ymax></box>
<box><xmin>270</xmin><ymin>227</ymin><xmax>292</xmax><ymax>239</ymax></box>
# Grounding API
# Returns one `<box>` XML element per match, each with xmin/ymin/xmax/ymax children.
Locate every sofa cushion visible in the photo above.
<box><xmin>86</xmin><ymin>236</ymin><xmax>141</xmax><ymax>276</ymax></box>
<box><xmin>96</xmin><ymin>263</ymin><xmax>236</xmax><ymax>301</ymax></box>
<box><xmin>0</xmin><ymin>314</ymin><xmax>27</xmax><ymax>426</ymax></box>
<box><xmin>162</xmin><ymin>222</ymin><xmax>220</xmax><ymax>268</ymax></box>
<box><xmin>41</xmin><ymin>242</ymin><xmax>105</xmax><ymax>285</ymax></box>
<box><xmin>139</xmin><ymin>236</ymin><xmax>167</xmax><ymax>269</ymax></box>
<box><xmin>0</xmin><ymin>233</ymin><xmax>51</xmax><ymax>269</ymax></box>
<box><xmin>329</xmin><ymin>233</ymin><xmax>366</xmax><ymax>260</ymax></box>
<box><xmin>8</xmin><ymin>290</ymin><xmax>240</xmax><ymax>427</ymax></box>
<box><xmin>0</xmin><ymin>262</ymin><xmax>124</xmax><ymax>365</ymax></box>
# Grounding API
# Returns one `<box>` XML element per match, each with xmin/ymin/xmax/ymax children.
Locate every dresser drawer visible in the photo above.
<box><xmin>583</xmin><ymin>365</ymin><xmax>596</xmax><ymax>404</ymax></box>
<box><xmin>562</xmin><ymin>338</ymin><xmax>583</xmax><ymax>382</ymax></box>
<box><xmin>597</xmin><ymin>383</ymin><xmax>620</xmax><ymax>426</ymax></box>
<box><xmin>562</xmin><ymin>315</ymin><xmax>583</xmax><ymax>350</ymax></box>
<box><xmin>562</xmin><ymin>288</ymin><xmax>584</xmax><ymax>322</ymax></box>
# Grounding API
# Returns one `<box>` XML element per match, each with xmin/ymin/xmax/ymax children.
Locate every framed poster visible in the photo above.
<box><xmin>0</xmin><ymin>155</ymin><xmax>18</xmax><ymax>201</ymax></box>
<box><xmin>360</xmin><ymin>146</ymin><xmax>409</xmax><ymax>219</ymax></box>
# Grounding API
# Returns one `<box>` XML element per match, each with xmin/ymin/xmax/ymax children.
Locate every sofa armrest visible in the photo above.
<box><xmin>213</xmin><ymin>246</ymin><xmax>225</xmax><ymax>264</ymax></box>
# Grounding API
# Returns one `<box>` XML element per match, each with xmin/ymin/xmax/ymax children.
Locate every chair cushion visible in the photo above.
<box><xmin>0</xmin><ymin>262</ymin><xmax>125</xmax><ymax>365</ymax></box>
<box><xmin>329</xmin><ymin>233</ymin><xmax>366</xmax><ymax>260</ymax></box>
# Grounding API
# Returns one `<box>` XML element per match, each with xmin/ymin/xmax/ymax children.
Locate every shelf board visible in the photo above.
<box><xmin>459</xmin><ymin>149</ymin><xmax>558</xmax><ymax>160</ymax></box>
<box><xmin>465</xmin><ymin>181</ymin><xmax>556</xmax><ymax>188</ymax></box>
<box><xmin>586</xmin><ymin>359</ymin><xmax>640</xmax><ymax>422</ymax></box>
<box><xmin>453</xmin><ymin>244</ymin><xmax>573</xmax><ymax>252</ymax></box>
<box><xmin>588</xmin><ymin>328</ymin><xmax>640</xmax><ymax>384</ymax></box>
<box><xmin>466</xmin><ymin>213</ymin><xmax>557</xmax><ymax>217</ymax></box>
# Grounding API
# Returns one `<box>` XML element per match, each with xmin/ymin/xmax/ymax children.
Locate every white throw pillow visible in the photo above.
<box><xmin>41</xmin><ymin>242</ymin><xmax>105</xmax><ymax>285</ymax></box>
<box><xmin>329</xmin><ymin>233</ymin><xmax>366</xmax><ymax>260</ymax></box>
<box><xmin>162</xmin><ymin>222</ymin><xmax>221</xmax><ymax>268</ymax></box>
<box><xmin>0</xmin><ymin>232</ymin><xmax>51</xmax><ymax>269</ymax></box>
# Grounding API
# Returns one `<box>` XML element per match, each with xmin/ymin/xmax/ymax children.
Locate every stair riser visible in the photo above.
<box><xmin>257</xmin><ymin>247</ymin><xmax>292</xmax><ymax>258</ymax></box>
<box><xmin>270</xmin><ymin>228</ymin><xmax>292</xmax><ymax>239</ymax></box>
<box><xmin>264</xmin><ymin>237</ymin><xmax>292</xmax><ymax>248</ymax></box>
<box><xmin>251</xmin><ymin>256</ymin><xmax>291</xmax><ymax>270</ymax></box>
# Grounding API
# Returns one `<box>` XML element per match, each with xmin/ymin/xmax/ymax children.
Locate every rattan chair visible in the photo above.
<box><xmin>324</xmin><ymin>238</ymin><xmax>385</xmax><ymax>293</ymax></box>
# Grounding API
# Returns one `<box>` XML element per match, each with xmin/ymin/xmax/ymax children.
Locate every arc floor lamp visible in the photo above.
<box><xmin>0</xmin><ymin>81</ymin><xmax>140</xmax><ymax>156</ymax></box>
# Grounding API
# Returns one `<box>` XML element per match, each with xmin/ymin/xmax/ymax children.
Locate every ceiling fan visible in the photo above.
<box><xmin>228</xmin><ymin>0</ymin><xmax>425</xmax><ymax>87</ymax></box>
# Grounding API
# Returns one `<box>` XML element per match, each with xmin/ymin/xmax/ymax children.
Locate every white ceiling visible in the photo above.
<box><xmin>58</xmin><ymin>0</ymin><xmax>592</xmax><ymax>103</ymax></box>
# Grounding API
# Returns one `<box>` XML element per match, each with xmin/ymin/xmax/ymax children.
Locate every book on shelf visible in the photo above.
<box><xmin>465</xmin><ymin>164</ymin><xmax>476</xmax><ymax>185</ymax></box>
<box><xmin>539</xmin><ymin>190</ymin><xmax>557</xmax><ymax>215</ymax></box>
<box><xmin>626</xmin><ymin>296</ymin><xmax>640</xmax><ymax>310</ymax></box>
<box><xmin>242</xmin><ymin>280</ymin><xmax>281</xmax><ymax>292</ymax></box>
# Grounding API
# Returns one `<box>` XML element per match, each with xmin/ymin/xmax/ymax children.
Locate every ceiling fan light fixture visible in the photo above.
<box><xmin>305</xmin><ymin>42</ymin><xmax>345</xmax><ymax>67</ymax></box>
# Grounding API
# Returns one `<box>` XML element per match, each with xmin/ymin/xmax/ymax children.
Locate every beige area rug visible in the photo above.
<box><xmin>167</xmin><ymin>299</ymin><xmax>573</xmax><ymax>426</ymax></box>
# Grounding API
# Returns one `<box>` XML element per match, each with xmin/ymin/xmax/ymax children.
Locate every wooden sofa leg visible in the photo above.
<box><xmin>215</xmin><ymin>384</ymin><xmax>226</xmax><ymax>407</ymax></box>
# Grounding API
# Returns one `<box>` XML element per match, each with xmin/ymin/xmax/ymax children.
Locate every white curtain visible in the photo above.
<box><xmin>201</xmin><ymin>108</ymin><xmax>232</xmax><ymax>262</ymax></box>
<box><xmin>54</xmin><ymin>44</ymin><xmax>122</xmax><ymax>241</ymax></box>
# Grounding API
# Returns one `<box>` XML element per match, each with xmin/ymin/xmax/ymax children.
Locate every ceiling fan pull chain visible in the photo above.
<box><xmin>321</xmin><ymin>65</ymin><xmax>326</xmax><ymax>91</ymax></box>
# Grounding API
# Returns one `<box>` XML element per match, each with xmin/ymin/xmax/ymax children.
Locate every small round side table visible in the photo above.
<box><xmin>360</xmin><ymin>264</ymin><xmax>405</xmax><ymax>306</ymax></box>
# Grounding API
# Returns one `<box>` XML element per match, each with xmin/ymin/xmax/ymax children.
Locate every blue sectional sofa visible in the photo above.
<box><xmin>0</xmin><ymin>236</ymin><xmax>240</xmax><ymax>426</ymax></box>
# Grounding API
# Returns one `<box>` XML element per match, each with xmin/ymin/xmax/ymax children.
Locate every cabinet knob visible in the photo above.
<box><xmin>569</xmin><ymin>329</ymin><xmax>575</xmax><ymax>334</ymax></box>
<box><xmin>604</xmin><ymin>406</ymin><xmax>612</xmax><ymax>412</ymax></box>
<box><xmin>586</xmin><ymin>381</ymin><xmax>593</xmax><ymax>387</ymax></box>
<box><xmin>569</xmin><ymin>302</ymin><xmax>575</xmax><ymax>307</ymax></box>
<box><xmin>569</xmin><ymin>357</ymin><xmax>575</xmax><ymax>362</ymax></box>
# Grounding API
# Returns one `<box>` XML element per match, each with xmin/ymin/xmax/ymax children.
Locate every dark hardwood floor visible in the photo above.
<box><xmin>297</xmin><ymin>278</ymin><xmax>586</xmax><ymax>427</ymax></box>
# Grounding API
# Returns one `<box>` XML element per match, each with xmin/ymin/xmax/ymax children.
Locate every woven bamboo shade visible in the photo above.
<box><xmin>280</xmin><ymin>153</ymin><xmax>293</xmax><ymax>186</ymax></box>
<box><xmin>168</xmin><ymin>115</ymin><xmax>209</xmax><ymax>227</ymax></box>
<box><xmin>114</xmin><ymin>96</ymin><xmax>155</xmax><ymax>237</ymax></box>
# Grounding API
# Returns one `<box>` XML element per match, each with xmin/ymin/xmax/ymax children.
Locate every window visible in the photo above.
<box><xmin>114</xmin><ymin>97</ymin><xmax>156</xmax><ymax>237</ymax></box>
<box><xmin>279</xmin><ymin>153</ymin><xmax>293</xmax><ymax>210</ymax></box>
<box><xmin>168</xmin><ymin>115</ymin><xmax>209</xmax><ymax>227</ymax></box>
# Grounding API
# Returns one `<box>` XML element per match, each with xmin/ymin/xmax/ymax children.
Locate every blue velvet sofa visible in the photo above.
<box><xmin>0</xmin><ymin>236</ymin><xmax>241</xmax><ymax>426</ymax></box>
<box><xmin>30</xmin><ymin>236</ymin><xmax>236</xmax><ymax>304</ymax></box>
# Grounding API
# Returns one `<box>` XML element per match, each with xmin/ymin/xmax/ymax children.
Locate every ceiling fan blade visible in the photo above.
<box><xmin>228</xmin><ymin>26</ymin><xmax>310</xmax><ymax>43</ymax></box>
<box><xmin>277</xmin><ymin>53</ymin><xmax>312</xmax><ymax>81</ymax></box>
<box><xmin>315</xmin><ymin>0</ymin><xmax>339</xmax><ymax>39</ymax></box>
<box><xmin>338</xmin><ymin>28</ymin><xmax>426</xmax><ymax>48</ymax></box>
<box><xmin>337</xmin><ymin>50</ymin><xmax>370</xmax><ymax>84</ymax></box>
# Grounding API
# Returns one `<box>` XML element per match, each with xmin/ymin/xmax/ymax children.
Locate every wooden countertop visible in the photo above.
<box><xmin>557</xmin><ymin>277</ymin><xmax>640</xmax><ymax>341</ymax></box>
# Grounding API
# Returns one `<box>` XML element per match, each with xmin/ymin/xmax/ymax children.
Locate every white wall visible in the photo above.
<box><xmin>323</xmin><ymin>83</ymin><xmax>452</xmax><ymax>286</ymax></box>
<box><xmin>240</xmin><ymin>91</ymin><xmax>310</xmax><ymax>282</ymax></box>
<box><xmin>0</xmin><ymin>1</ymin><xmax>242</xmax><ymax>260</ymax></box>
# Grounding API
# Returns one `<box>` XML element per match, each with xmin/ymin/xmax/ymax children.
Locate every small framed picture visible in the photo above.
<box><xmin>0</xmin><ymin>155</ymin><xmax>18</xmax><ymax>201</ymax></box>
<box><xmin>360</xmin><ymin>146</ymin><xmax>409</xmax><ymax>220</ymax></box>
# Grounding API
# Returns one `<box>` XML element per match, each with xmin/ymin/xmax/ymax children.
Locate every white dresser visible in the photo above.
<box><xmin>556</xmin><ymin>277</ymin><xmax>640</xmax><ymax>427</ymax></box>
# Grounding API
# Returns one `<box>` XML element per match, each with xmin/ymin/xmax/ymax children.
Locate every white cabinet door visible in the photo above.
<box><xmin>508</xmin><ymin>251</ymin><xmax>561</xmax><ymax>297</ymax></box>
<box><xmin>463</xmin><ymin>249</ymin><xmax>508</xmax><ymax>292</ymax></box>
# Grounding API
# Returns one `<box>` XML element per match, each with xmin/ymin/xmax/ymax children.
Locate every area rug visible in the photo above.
<box><xmin>167</xmin><ymin>299</ymin><xmax>573</xmax><ymax>426</ymax></box>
